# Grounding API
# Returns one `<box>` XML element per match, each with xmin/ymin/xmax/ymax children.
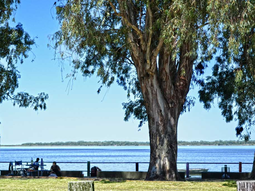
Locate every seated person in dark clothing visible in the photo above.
<box><xmin>26</xmin><ymin>158</ymin><xmax>40</xmax><ymax>176</ymax></box>
<box><xmin>28</xmin><ymin>158</ymin><xmax>39</xmax><ymax>171</ymax></box>
<box><xmin>50</xmin><ymin>161</ymin><xmax>61</xmax><ymax>177</ymax></box>
<box><xmin>32</xmin><ymin>158</ymin><xmax>40</xmax><ymax>170</ymax></box>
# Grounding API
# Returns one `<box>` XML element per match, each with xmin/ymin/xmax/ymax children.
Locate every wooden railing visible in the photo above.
<box><xmin>0</xmin><ymin>161</ymin><xmax>253</xmax><ymax>177</ymax></box>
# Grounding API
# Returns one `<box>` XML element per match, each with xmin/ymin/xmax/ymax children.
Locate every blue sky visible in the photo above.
<box><xmin>0</xmin><ymin>0</ymin><xmax>242</xmax><ymax>145</ymax></box>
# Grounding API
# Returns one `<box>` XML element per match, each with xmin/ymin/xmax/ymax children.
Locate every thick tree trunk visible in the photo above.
<box><xmin>138</xmin><ymin>73</ymin><xmax>182</xmax><ymax>180</ymax></box>
<box><xmin>146</xmin><ymin>107</ymin><xmax>179</xmax><ymax>180</ymax></box>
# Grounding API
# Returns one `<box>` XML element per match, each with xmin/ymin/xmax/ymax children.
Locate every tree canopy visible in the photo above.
<box><xmin>53</xmin><ymin>0</ymin><xmax>255</xmax><ymax>132</ymax></box>
<box><xmin>0</xmin><ymin>0</ymin><xmax>48</xmax><ymax>110</ymax></box>
<box><xmin>53</xmin><ymin>0</ymin><xmax>206</xmax><ymax>124</ymax></box>
<box><xmin>198</xmin><ymin>1</ymin><xmax>255</xmax><ymax>140</ymax></box>
<box><xmin>53</xmin><ymin>0</ymin><xmax>255</xmax><ymax>180</ymax></box>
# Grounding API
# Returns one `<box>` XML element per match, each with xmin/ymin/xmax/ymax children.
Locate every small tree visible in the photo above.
<box><xmin>53</xmin><ymin>0</ymin><xmax>255</xmax><ymax>180</ymax></box>
<box><xmin>0</xmin><ymin>1</ymin><xmax>48</xmax><ymax>110</ymax></box>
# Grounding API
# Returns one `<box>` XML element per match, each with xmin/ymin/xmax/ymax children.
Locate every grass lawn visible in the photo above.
<box><xmin>0</xmin><ymin>177</ymin><xmax>237</xmax><ymax>191</ymax></box>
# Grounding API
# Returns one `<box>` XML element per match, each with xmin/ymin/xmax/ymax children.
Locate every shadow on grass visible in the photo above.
<box><xmin>222</xmin><ymin>180</ymin><xmax>237</xmax><ymax>188</ymax></box>
<box><xmin>100</xmin><ymin>179</ymin><xmax>126</xmax><ymax>184</ymax></box>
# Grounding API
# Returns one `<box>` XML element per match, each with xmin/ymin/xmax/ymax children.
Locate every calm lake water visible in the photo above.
<box><xmin>0</xmin><ymin>146</ymin><xmax>254</xmax><ymax>172</ymax></box>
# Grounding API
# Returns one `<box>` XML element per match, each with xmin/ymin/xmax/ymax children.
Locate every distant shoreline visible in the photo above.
<box><xmin>1</xmin><ymin>140</ymin><xmax>255</xmax><ymax>146</ymax></box>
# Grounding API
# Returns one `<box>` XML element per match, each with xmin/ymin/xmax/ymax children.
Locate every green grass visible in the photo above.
<box><xmin>0</xmin><ymin>177</ymin><xmax>237</xmax><ymax>191</ymax></box>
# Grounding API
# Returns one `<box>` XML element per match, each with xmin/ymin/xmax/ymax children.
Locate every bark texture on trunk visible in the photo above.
<box><xmin>145</xmin><ymin>84</ymin><xmax>179</xmax><ymax>180</ymax></box>
<box><xmin>130</xmin><ymin>42</ymin><xmax>194</xmax><ymax>180</ymax></box>
<box><xmin>138</xmin><ymin>72</ymin><xmax>182</xmax><ymax>180</ymax></box>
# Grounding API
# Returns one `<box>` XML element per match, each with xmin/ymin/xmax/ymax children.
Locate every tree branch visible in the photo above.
<box><xmin>150</xmin><ymin>38</ymin><xmax>164</xmax><ymax>73</ymax></box>
<box><xmin>145</xmin><ymin>1</ymin><xmax>153</xmax><ymax>73</ymax></box>
<box><xmin>175</xmin><ymin>42</ymin><xmax>194</xmax><ymax>102</ymax></box>
<box><xmin>108</xmin><ymin>0</ymin><xmax>145</xmax><ymax>51</ymax></box>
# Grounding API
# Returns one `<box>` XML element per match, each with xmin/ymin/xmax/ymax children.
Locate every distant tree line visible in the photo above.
<box><xmin>19</xmin><ymin>140</ymin><xmax>255</xmax><ymax>146</ymax></box>
<box><xmin>178</xmin><ymin>140</ymin><xmax>255</xmax><ymax>146</ymax></box>
<box><xmin>21</xmin><ymin>141</ymin><xmax>150</xmax><ymax>146</ymax></box>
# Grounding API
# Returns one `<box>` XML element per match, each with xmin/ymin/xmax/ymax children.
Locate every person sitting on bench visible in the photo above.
<box><xmin>49</xmin><ymin>161</ymin><xmax>61</xmax><ymax>177</ymax></box>
<box><xmin>32</xmin><ymin>158</ymin><xmax>40</xmax><ymax>170</ymax></box>
<box><xmin>27</xmin><ymin>158</ymin><xmax>40</xmax><ymax>176</ymax></box>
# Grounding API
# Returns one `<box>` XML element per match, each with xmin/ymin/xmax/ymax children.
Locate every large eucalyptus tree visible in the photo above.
<box><xmin>0</xmin><ymin>0</ymin><xmax>48</xmax><ymax>110</ymax></box>
<box><xmin>53</xmin><ymin>0</ymin><xmax>255</xmax><ymax>180</ymax></box>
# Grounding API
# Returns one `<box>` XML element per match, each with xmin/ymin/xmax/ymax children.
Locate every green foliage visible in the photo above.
<box><xmin>0</xmin><ymin>0</ymin><xmax>20</xmax><ymax>24</ymax></box>
<box><xmin>52</xmin><ymin>0</ymin><xmax>206</xmax><ymax>124</ymax></box>
<box><xmin>53</xmin><ymin>0</ymin><xmax>145</xmax><ymax>124</ymax></box>
<box><xmin>53</xmin><ymin>0</ymin><xmax>255</xmax><ymax>134</ymax></box>
<box><xmin>199</xmin><ymin>3</ymin><xmax>255</xmax><ymax>139</ymax></box>
<box><xmin>0</xmin><ymin>0</ymin><xmax>48</xmax><ymax>110</ymax></box>
<box><xmin>12</xmin><ymin>92</ymin><xmax>48</xmax><ymax>110</ymax></box>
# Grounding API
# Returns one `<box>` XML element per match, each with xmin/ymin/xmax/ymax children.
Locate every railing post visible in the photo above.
<box><xmin>186</xmin><ymin>163</ymin><xmax>189</xmax><ymax>178</ymax></box>
<box><xmin>87</xmin><ymin>161</ymin><xmax>90</xmax><ymax>177</ymax></box>
<box><xmin>224</xmin><ymin>165</ymin><xmax>228</xmax><ymax>174</ymax></box>
<box><xmin>136</xmin><ymin>162</ymin><xmax>139</xmax><ymax>172</ymax></box>
<box><xmin>239</xmin><ymin>162</ymin><xmax>242</xmax><ymax>173</ymax></box>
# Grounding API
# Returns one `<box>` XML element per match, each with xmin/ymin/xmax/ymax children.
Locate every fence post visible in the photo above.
<box><xmin>87</xmin><ymin>161</ymin><xmax>90</xmax><ymax>177</ymax></box>
<box><xmin>136</xmin><ymin>162</ymin><xmax>139</xmax><ymax>172</ymax></box>
<box><xmin>239</xmin><ymin>162</ymin><xmax>242</xmax><ymax>173</ymax></box>
<box><xmin>224</xmin><ymin>165</ymin><xmax>228</xmax><ymax>174</ymax></box>
<box><xmin>186</xmin><ymin>163</ymin><xmax>189</xmax><ymax>178</ymax></box>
